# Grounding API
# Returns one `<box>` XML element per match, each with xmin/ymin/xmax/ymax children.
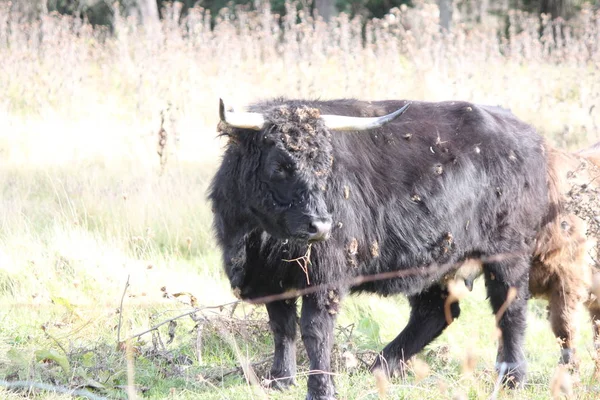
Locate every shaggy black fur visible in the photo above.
<box><xmin>209</xmin><ymin>98</ymin><xmax>549</xmax><ymax>399</ymax></box>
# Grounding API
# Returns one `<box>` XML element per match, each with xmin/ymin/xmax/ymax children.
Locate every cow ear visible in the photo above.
<box><xmin>227</xmin><ymin>134</ymin><xmax>241</xmax><ymax>145</ymax></box>
<box><xmin>217</xmin><ymin>120</ymin><xmax>242</xmax><ymax>146</ymax></box>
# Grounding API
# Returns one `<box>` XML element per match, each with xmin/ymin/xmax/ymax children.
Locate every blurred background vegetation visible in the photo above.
<box><xmin>9</xmin><ymin>0</ymin><xmax>600</xmax><ymax>28</ymax></box>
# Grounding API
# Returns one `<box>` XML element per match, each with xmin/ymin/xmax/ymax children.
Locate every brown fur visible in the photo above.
<box><xmin>577</xmin><ymin>141</ymin><xmax>600</xmax><ymax>168</ymax></box>
<box><xmin>574</xmin><ymin>142</ymin><xmax>600</xmax><ymax>347</ymax></box>
<box><xmin>532</xmin><ymin>142</ymin><xmax>600</xmax><ymax>363</ymax></box>
<box><xmin>452</xmin><ymin>142</ymin><xmax>600</xmax><ymax>364</ymax></box>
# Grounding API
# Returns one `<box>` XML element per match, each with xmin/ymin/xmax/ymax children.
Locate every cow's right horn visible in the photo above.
<box><xmin>321</xmin><ymin>103</ymin><xmax>411</xmax><ymax>131</ymax></box>
<box><xmin>219</xmin><ymin>99</ymin><xmax>265</xmax><ymax>130</ymax></box>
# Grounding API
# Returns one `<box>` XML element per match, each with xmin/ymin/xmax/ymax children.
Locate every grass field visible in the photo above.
<box><xmin>1</xmin><ymin>1</ymin><xmax>600</xmax><ymax>399</ymax></box>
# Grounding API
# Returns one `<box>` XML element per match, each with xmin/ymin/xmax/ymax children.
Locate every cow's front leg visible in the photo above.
<box><xmin>484</xmin><ymin>258</ymin><xmax>530</xmax><ymax>388</ymax></box>
<box><xmin>301</xmin><ymin>291</ymin><xmax>339</xmax><ymax>400</ymax></box>
<box><xmin>265</xmin><ymin>299</ymin><xmax>298</xmax><ymax>390</ymax></box>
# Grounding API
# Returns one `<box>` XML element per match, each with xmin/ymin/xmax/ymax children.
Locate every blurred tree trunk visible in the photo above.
<box><xmin>124</xmin><ymin>0</ymin><xmax>160</xmax><ymax>25</ymax></box>
<box><xmin>9</xmin><ymin>0</ymin><xmax>47</xmax><ymax>22</ymax></box>
<box><xmin>315</xmin><ymin>0</ymin><xmax>336</xmax><ymax>22</ymax></box>
<box><xmin>478</xmin><ymin>0</ymin><xmax>489</xmax><ymax>22</ymax></box>
<box><xmin>541</xmin><ymin>0</ymin><xmax>569</xmax><ymax>19</ymax></box>
<box><xmin>137</xmin><ymin>0</ymin><xmax>160</xmax><ymax>25</ymax></box>
<box><xmin>439</xmin><ymin>0</ymin><xmax>453</xmax><ymax>31</ymax></box>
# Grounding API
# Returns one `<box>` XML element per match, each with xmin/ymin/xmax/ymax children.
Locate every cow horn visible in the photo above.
<box><xmin>321</xmin><ymin>103</ymin><xmax>411</xmax><ymax>131</ymax></box>
<box><xmin>219</xmin><ymin>98</ymin><xmax>265</xmax><ymax>130</ymax></box>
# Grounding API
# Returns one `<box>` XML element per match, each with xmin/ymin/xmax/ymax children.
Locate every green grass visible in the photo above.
<box><xmin>2</xmin><ymin>279</ymin><xmax>599</xmax><ymax>399</ymax></box>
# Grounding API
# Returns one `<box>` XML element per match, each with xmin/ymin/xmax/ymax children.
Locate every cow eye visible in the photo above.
<box><xmin>273</xmin><ymin>163</ymin><xmax>294</xmax><ymax>179</ymax></box>
<box><xmin>272</xmin><ymin>163</ymin><xmax>287</xmax><ymax>178</ymax></box>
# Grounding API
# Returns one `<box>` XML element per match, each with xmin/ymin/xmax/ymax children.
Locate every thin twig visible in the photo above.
<box><xmin>283</xmin><ymin>243</ymin><xmax>312</xmax><ymax>285</ymax></box>
<box><xmin>249</xmin><ymin>250</ymin><xmax>529</xmax><ymax>306</ymax></box>
<box><xmin>117</xmin><ymin>274</ymin><xmax>130</xmax><ymax>346</ymax></box>
<box><xmin>229</xmin><ymin>301</ymin><xmax>239</xmax><ymax>318</ymax></box>
<box><xmin>41</xmin><ymin>326</ymin><xmax>68</xmax><ymax>355</ymax></box>
<box><xmin>296</xmin><ymin>369</ymin><xmax>340</xmax><ymax>377</ymax></box>
<box><xmin>337</xmin><ymin>323</ymin><xmax>355</xmax><ymax>342</ymax></box>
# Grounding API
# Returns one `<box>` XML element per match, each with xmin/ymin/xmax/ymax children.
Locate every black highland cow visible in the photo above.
<box><xmin>208</xmin><ymin>98</ymin><xmax>549</xmax><ymax>400</ymax></box>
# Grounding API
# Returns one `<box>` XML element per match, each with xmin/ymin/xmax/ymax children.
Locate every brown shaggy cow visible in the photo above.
<box><xmin>532</xmin><ymin>141</ymin><xmax>600</xmax><ymax>364</ymax></box>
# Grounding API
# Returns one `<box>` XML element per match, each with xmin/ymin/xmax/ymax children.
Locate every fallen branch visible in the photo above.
<box><xmin>0</xmin><ymin>380</ymin><xmax>107</xmax><ymax>400</ymax></box>
<box><xmin>126</xmin><ymin>300</ymin><xmax>240</xmax><ymax>342</ymax></box>
<box><xmin>202</xmin><ymin>356</ymin><xmax>273</xmax><ymax>381</ymax></box>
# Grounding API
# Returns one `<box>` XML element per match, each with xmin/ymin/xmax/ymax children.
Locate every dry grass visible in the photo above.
<box><xmin>1</xmin><ymin>1</ymin><xmax>600</xmax><ymax>165</ymax></box>
<box><xmin>1</xmin><ymin>0</ymin><xmax>600</xmax><ymax>398</ymax></box>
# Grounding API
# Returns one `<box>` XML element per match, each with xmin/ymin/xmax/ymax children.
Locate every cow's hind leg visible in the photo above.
<box><xmin>588</xmin><ymin>299</ymin><xmax>600</xmax><ymax>349</ymax></box>
<box><xmin>370</xmin><ymin>285</ymin><xmax>461</xmax><ymax>378</ymax></box>
<box><xmin>266</xmin><ymin>299</ymin><xmax>298</xmax><ymax>389</ymax></box>
<box><xmin>483</xmin><ymin>257</ymin><xmax>530</xmax><ymax>388</ymax></box>
<box><xmin>547</xmin><ymin>278</ymin><xmax>585</xmax><ymax>366</ymax></box>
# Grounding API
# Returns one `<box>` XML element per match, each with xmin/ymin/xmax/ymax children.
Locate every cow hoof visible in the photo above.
<box><xmin>263</xmin><ymin>376</ymin><xmax>296</xmax><ymax>391</ymax></box>
<box><xmin>559</xmin><ymin>348</ymin><xmax>574</xmax><ymax>365</ymax></box>
<box><xmin>306</xmin><ymin>393</ymin><xmax>336</xmax><ymax>400</ymax></box>
<box><xmin>559</xmin><ymin>348</ymin><xmax>580</xmax><ymax>375</ymax></box>
<box><xmin>496</xmin><ymin>361</ymin><xmax>526</xmax><ymax>389</ymax></box>
<box><xmin>369</xmin><ymin>354</ymin><xmax>405</xmax><ymax>379</ymax></box>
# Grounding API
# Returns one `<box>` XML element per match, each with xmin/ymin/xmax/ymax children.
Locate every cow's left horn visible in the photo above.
<box><xmin>219</xmin><ymin>98</ymin><xmax>265</xmax><ymax>130</ymax></box>
<box><xmin>321</xmin><ymin>103</ymin><xmax>411</xmax><ymax>131</ymax></box>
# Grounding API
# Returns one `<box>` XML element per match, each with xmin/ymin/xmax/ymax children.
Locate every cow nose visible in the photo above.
<box><xmin>308</xmin><ymin>219</ymin><xmax>332</xmax><ymax>242</ymax></box>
